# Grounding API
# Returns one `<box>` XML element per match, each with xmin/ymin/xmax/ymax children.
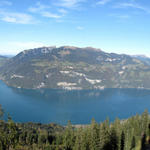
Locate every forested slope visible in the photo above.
<box><xmin>0</xmin><ymin>105</ymin><xmax>150</xmax><ymax>150</ymax></box>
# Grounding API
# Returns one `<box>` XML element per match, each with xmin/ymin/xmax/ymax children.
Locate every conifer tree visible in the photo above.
<box><xmin>0</xmin><ymin>105</ymin><xmax>4</xmax><ymax>119</ymax></box>
<box><xmin>99</xmin><ymin>118</ymin><xmax>110</xmax><ymax>150</ymax></box>
<box><xmin>63</xmin><ymin>120</ymin><xmax>74</xmax><ymax>150</ymax></box>
<box><xmin>130</xmin><ymin>136</ymin><xmax>135</xmax><ymax>150</ymax></box>
<box><xmin>141</xmin><ymin>110</ymin><xmax>149</xmax><ymax>134</ymax></box>
<box><xmin>110</xmin><ymin>127</ymin><xmax>119</xmax><ymax>150</ymax></box>
<box><xmin>121</xmin><ymin>131</ymin><xmax>125</xmax><ymax>150</ymax></box>
<box><xmin>89</xmin><ymin>119</ymin><xmax>100</xmax><ymax>150</ymax></box>
<box><xmin>7</xmin><ymin>118</ymin><xmax>18</xmax><ymax>149</ymax></box>
<box><xmin>80</xmin><ymin>128</ymin><xmax>90</xmax><ymax>150</ymax></box>
<box><xmin>141</xmin><ymin>133</ymin><xmax>146</xmax><ymax>150</ymax></box>
<box><xmin>73</xmin><ymin>129</ymin><xmax>81</xmax><ymax>150</ymax></box>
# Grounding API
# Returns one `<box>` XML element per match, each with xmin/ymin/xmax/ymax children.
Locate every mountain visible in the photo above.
<box><xmin>132</xmin><ymin>55</ymin><xmax>150</xmax><ymax>65</ymax></box>
<box><xmin>0</xmin><ymin>55</ymin><xmax>9</xmax><ymax>67</ymax></box>
<box><xmin>0</xmin><ymin>46</ymin><xmax>150</xmax><ymax>89</ymax></box>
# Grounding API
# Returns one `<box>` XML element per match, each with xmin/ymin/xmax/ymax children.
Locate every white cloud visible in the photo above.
<box><xmin>29</xmin><ymin>2</ymin><xmax>63</xmax><ymax>19</ymax></box>
<box><xmin>77</xmin><ymin>26</ymin><xmax>84</xmax><ymax>30</ymax></box>
<box><xmin>110</xmin><ymin>14</ymin><xmax>130</xmax><ymax>19</ymax></box>
<box><xmin>97</xmin><ymin>0</ymin><xmax>111</xmax><ymax>5</ymax></box>
<box><xmin>55</xmin><ymin>0</ymin><xmax>86</xmax><ymax>8</ymax></box>
<box><xmin>41</xmin><ymin>11</ymin><xmax>61</xmax><ymax>18</ymax></box>
<box><xmin>0</xmin><ymin>42</ymin><xmax>47</xmax><ymax>55</ymax></box>
<box><xmin>0</xmin><ymin>11</ymin><xmax>35</xmax><ymax>24</ymax></box>
<box><xmin>0</xmin><ymin>0</ymin><xmax>12</xmax><ymax>6</ymax></box>
<box><xmin>28</xmin><ymin>2</ymin><xmax>50</xmax><ymax>13</ymax></box>
<box><xmin>114</xmin><ymin>2</ymin><xmax>150</xmax><ymax>13</ymax></box>
<box><xmin>58</xmin><ymin>8</ymin><xmax>68</xmax><ymax>14</ymax></box>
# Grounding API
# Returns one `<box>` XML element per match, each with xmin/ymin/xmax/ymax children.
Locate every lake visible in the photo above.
<box><xmin>0</xmin><ymin>80</ymin><xmax>150</xmax><ymax>125</ymax></box>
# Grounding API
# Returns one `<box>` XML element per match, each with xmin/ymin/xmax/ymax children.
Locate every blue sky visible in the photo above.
<box><xmin>0</xmin><ymin>0</ymin><xmax>150</xmax><ymax>56</ymax></box>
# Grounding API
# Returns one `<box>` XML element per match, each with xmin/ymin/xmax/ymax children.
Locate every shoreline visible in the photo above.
<box><xmin>1</xmin><ymin>79</ymin><xmax>150</xmax><ymax>91</ymax></box>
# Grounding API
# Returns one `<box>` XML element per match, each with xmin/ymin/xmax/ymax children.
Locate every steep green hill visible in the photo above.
<box><xmin>1</xmin><ymin>46</ymin><xmax>150</xmax><ymax>89</ymax></box>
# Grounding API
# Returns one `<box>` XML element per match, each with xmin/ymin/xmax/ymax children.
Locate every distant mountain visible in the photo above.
<box><xmin>132</xmin><ymin>55</ymin><xmax>150</xmax><ymax>65</ymax></box>
<box><xmin>0</xmin><ymin>55</ymin><xmax>7</xmax><ymax>59</ymax></box>
<box><xmin>1</xmin><ymin>46</ymin><xmax>150</xmax><ymax>89</ymax></box>
<box><xmin>3</xmin><ymin>55</ymin><xmax>14</xmax><ymax>58</ymax></box>
<box><xmin>0</xmin><ymin>55</ymin><xmax>9</xmax><ymax>67</ymax></box>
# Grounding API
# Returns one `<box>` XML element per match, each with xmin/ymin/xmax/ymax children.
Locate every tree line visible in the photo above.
<box><xmin>0</xmin><ymin>105</ymin><xmax>150</xmax><ymax>150</ymax></box>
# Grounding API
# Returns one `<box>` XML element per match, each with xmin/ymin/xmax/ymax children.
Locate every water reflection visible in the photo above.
<box><xmin>0</xmin><ymin>80</ymin><xmax>150</xmax><ymax>125</ymax></box>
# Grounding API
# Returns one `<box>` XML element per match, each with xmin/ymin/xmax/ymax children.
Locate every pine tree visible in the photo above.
<box><xmin>0</xmin><ymin>105</ymin><xmax>4</xmax><ymax>119</ymax></box>
<box><xmin>148</xmin><ymin>123</ymin><xmax>150</xmax><ymax>144</ymax></box>
<box><xmin>7</xmin><ymin>118</ymin><xmax>18</xmax><ymax>149</ymax></box>
<box><xmin>80</xmin><ymin>128</ymin><xmax>90</xmax><ymax>150</ymax></box>
<box><xmin>99</xmin><ymin>118</ymin><xmax>110</xmax><ymax>150</ymax></box>
<box><xmin>89</xmin><ymin>119</ymin><xmax>100</xmax><ymax>150</ymax></box>
<box><xmin>130</xmin><ymin>136</ymin><xmax>135</xmax><ymax>150</ymax></box>
<box><xmin>110</xmin><ymin>127</ymin><xmax>119</xmax><ymax>150</ymax></box>
<box><xmin>73</xmin><ymin>129</ymin><xmax>81</xmax><ymax>150</ymax></box>
<box><xmin>121</xmin><ymin>131</ymin><xmax>125</xmax><ymax>150</ymax></box>
<box><xmin>141</xmin><ymin>110</ymin><xmax>149</xmax><ymax>134</ymax></box>
<box><xmin>141</xmin><ymin>133</ymin><xmax>146</xmax><ymax>150</ymax></box>
<box><xmin>63</xmin><ymin>120</ymin><xmax>75</xmax><ymax>150</ymax></box>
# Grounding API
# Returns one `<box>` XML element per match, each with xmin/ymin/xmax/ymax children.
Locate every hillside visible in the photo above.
<box><xmin>132</xmin><ymin>55</ymin><xmax>150</xmax><ymax>65</ymax></box>
<box><xmin>0</xmin><ymin>56</ymin><xmax>9</xmax><ymax>67</ymax></box>
<box><xmin>0</xmin><ymin>46</ymin><xmax>150</xmax><ymax>89</ymax></box>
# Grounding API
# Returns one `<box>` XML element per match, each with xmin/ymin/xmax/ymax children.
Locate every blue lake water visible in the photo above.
<box><xmin>0</xmin><ymin>80</ymin><xmax>150</xmax><ymax>125</ymax></box>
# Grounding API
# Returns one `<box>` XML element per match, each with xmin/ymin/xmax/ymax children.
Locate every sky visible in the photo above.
<box><xmin>0</xmin><ymin>0</ymin><xmax>150</xmax><ymax>56</ymax></box>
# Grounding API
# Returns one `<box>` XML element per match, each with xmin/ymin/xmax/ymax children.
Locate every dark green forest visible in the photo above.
<box><xmin>0</xmin><ymin>105</ymin><xmax>150</xmax><ymax>150</ymax></box>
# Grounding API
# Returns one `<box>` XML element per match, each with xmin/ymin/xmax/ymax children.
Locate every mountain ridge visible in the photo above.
<box><xmin>1</xmin><ymin>46</ymin><xmax>150</xmax><ymax>90</ymax></box>
<box><xmin>132</xmin><ymin>55</ymin><xmax>150</xmax><ymax>65</ymax></box>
